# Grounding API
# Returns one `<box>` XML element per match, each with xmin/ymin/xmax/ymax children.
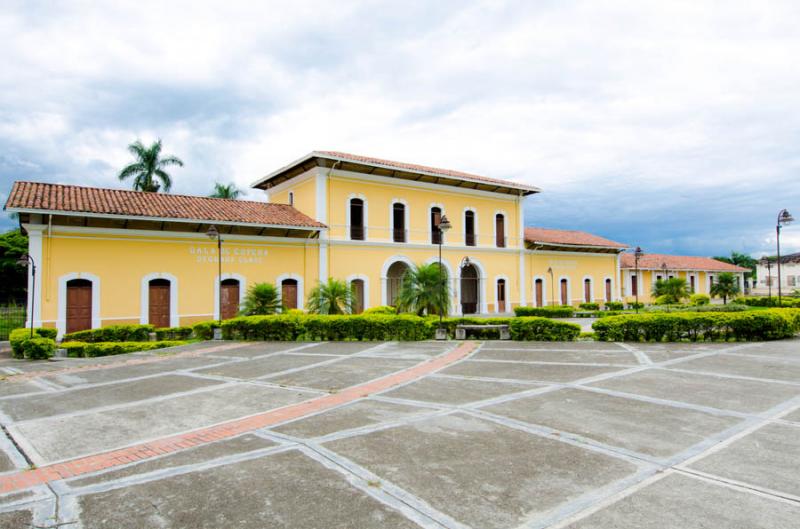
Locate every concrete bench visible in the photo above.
<box><xmin>455</xmin><ymin>324</ymin><xmax>511</xmax><ymax>340</ymax></box>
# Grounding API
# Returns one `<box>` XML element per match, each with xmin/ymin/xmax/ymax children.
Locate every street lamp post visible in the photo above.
<box><xmin>435</xmin><ymin>215</ymin><xmax>451</xmax><ymax>340</ymax></box>
<box><xmin>776</xmin><ymin>209</ymin><xmax>794</xmax><ymax>306</ymax></box>
<box><xmin>206</xmin><ymin>225</ymin><xmax>223</xmax><ymax>338</ymax></box>
<box><xmin>16</xmin><ymin>254</ymin><xmax>36</xmax><ymax>338</ymax></box>
<box><xmin>634</xmin><ymin>246</ymin><xmax>643</xmax><ymax>313</ymax></box>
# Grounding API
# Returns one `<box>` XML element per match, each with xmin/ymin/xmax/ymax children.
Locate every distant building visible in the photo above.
<box><xmin>753</xmin><ymin>252</ymin><xmax>800</xmax><ymax>295</ymax></box>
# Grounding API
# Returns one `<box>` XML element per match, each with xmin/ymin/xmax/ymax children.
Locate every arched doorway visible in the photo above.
<box><xmin>560</xmin><ymin>279</ymin><xmax>569</xmax><ymax>306</ymax></box>
<box><xmin>535</xmin><ymin>278</ymin><xmax>544</xmax><ymax>307</ymax></box>
<box><xmin>220</xmin><ymin>278</ymin><xmax>240</xmax><ymax>319</ymax></box>
<box><xmin>461</xmin><ymin>264</ymin><xmax>480</xmax><ymax>314</ymax></box>
<box><xmin>66</xmin><ymin>279</ymin><xmax>93</xmax><ymax>334</ymax></box>
<box><xmin>584</xmin><ymin>278</ymin><xmax>592</xmax><ymax>303</ymax></box>
<box><xmin>281</xmin><ymin>279</ymin><xmax>299</xmax><ymax>310</ymax></box>
<box><xmin>386</xmin><ymin>261</ymin><xmax>409</xmax><ymax>307</ymax></box>
<box><xmin>496</xmin><ymin>279</ymin><xmax>506</xmax><ymax>313</ymax></box>
<box><xmin>148</xmin><ymin>278</ymin><xmax>171</xmax><ymax>328</ymax></box>
<box><xmin>351</xmin><ymin>279</ymin><xmax>365</xmax><ymax>314</ymax></box>
<box><xmin>605</xmin><ymin>279</ymin><xmax>612</xmax><ymax>302</ymax></box>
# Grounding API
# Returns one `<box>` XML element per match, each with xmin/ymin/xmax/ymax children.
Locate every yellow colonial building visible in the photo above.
<box><xmin>9</xmin><ymin>150</ymin><xmax>741</xmax><ymax>337</ymax></box>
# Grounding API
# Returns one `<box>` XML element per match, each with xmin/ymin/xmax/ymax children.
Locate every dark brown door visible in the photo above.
<box><xmin>497</xmin><ymin>279</ymin><xmax>506</xmax><ymax>312</ymax></box>
<box><xmin>221</xmin><ymin>279</ymin><xmax>240</xmax><ymax>320</ymax></box>
<box><xmin>560</xmin><ymin>279</ymin><xmax>568</xmax><ymax>306</ymax></box>
<box><xmin>431</xmin><ymin>208</ymin><xmax>442</xmax><ymax>244</ymax></box>
<box><xmin>584</xmin><ymin>279</ymin><xmax>592</xmax><ymax>303</ymax></box>
<box><xmin>460</xmin><ymin>264</ymin><xmax>479</xmax><ymax>314</ymax></box>
<box><xmin>148</xmin><ymin>279</ymin><xmax>170</xmax><ymax>328</ymax></box>
<box><xmin>351</xmin><ymin>279</ymin><xmax>365</xmax><ymax>314</ymax></box>
<box><xmin>631</xmin><ymin>275</ymin><xmax>638</xmax><ymax>296</ymax></box>
<box><xmin>605</xmin><ymin>279</ymin><xmax>612</xmax><ymax>302</ymax></box>
<box><xmin>282</xmin><ymin>279</ymin><xmax>298</xmax><ymax>310</ymax></box>
<box><xmin>495</xmin><ymin>214</ymin><xmax>505</xmax><ymax>247</ymax></box>
<box><xmin>690</xmin><ymin>275</ymin><xmax>696</xmax><ymax>292</ymax></box>
<box><xmin>66</xmin><ymin>279</ymin><xmax>92</xmax><ymax>334</ymax></box>
<box><xmin>535</xmin><ymin>279</ymin><xmax>543</xmax><ymax>307</ymax></box>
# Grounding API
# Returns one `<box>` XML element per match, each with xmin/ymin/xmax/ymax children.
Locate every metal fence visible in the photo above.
<box><xmin>0</xmin><ymin>302</ymin><xmax>26</xmax><ymax>340</ymax></box>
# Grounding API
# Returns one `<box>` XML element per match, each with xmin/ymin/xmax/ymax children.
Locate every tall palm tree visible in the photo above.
<box><xmin>118</xmin><ymin>139</ymin><xmax>183</xmax><ymax>192</ymax></box>
<box><xmin>710</xmin><ymin>272</ymin><xmax>741</xmax><ymax>305</ymax></box>
<box><xmin>307</xmin><ymin>279</ymin><xmax>353</xmax><ymax>314</ymax></box>
<box><xmin>396</xmin><ymin>263</ymin><xmax>450</xmax><ymax>316</ymax></box>
<box><xmin>209</xmin><ymin>182</ymin><xmax>241</xmax><ymax>199</ymax></box>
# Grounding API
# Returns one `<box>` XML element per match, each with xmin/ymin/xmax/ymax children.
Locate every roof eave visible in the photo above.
<box><xmin>527</xmin><ymin>240</ymin><xmax>628</xmax><ymax>252</ymax></box>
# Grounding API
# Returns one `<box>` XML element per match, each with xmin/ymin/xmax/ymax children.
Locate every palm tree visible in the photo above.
<box><xmin>118</xmin><ymin>139</ymin><xmax>183</xmax><ymax>192</ymax></box>
<box><xmin>210</xmin><ymin>183</ymin><xmax>241</xmax><ymax>199</ymax></box>
<box><xmin>240</xmin><ymin>283</ymin><xmax>282</xmax><ymax>315</ymax></box>
<box><xmin>652</xmin><ymin>277</ymin><xmax>690</xmax><ymax>304</ymax></box>
<box><xmin>395</xmin><ymin>263</ymin><xmax>450</xmax><ymax>316</ymax></box>
<box><xmin>710</xmin><ymin>272</ymin><xmax>741</xmax><ymax>305</ymax></box>
<box><xmin>307</xmin><ymin>279</ymin><xmax>353</xmax><ymax>314</ymax></box>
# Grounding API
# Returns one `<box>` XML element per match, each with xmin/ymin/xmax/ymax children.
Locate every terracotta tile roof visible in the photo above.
<box><xmin>620</xmin><ymin>253</ymin><xmax>749</xmax><ymax>272</ymax></box>
<box><xmin>4</xmin><ymin>181</ymin><xmax>326</xmax><ymax>228</ymax></box>
<box><xmin>524</xmin><ymin>227</ymin><xmax>628</xmax><ymax>249</ymax></box>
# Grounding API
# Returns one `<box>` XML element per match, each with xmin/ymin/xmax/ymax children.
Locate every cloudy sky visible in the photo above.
<box><xmin>2</xmin><ymin>0</ymin><xmax>799</xmax><ymax>257</ymax></box>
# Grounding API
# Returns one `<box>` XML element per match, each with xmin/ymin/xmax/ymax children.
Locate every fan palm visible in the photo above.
<box><xmin>395</xmin><ymin>263</ymin><xmax>450</xmax><ymax>316</ymax></box>
<box><xmin>210</xmin><ymin>183</ymin><xmax>241</xmax><ymax>199</ymax></box>
<box><xmin>118</xmin><ymin>139</ymin><xmax>183</xmax><ymax>192</ymax></box>
<box><xmin>652</xmin><ymin>277</ymin><xmax>690</xmax><ymax>304</ymax></box>
<box><xmin>307</xmin><ymin>279</ymin><xmax>353</xmax><ymax>314</ymax></box>
<box><xmin>710</xmin><ymin>272</ymin><xmax>741</xmax><ymax>305</ymax></box>
<box><xmin>239</xmin><ymin>283</ymin><xmax>282</xmax><ymax>315</ymax></box>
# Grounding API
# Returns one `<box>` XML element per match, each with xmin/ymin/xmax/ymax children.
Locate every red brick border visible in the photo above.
<box><xmin>0</xmin><ymin>341</ymin><xmax>477</xmax><ymax>494</ymax></box>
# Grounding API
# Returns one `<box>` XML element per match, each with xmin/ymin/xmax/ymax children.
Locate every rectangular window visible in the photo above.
<box><xmin>465</xmin><ymin>211</ymin><xmax>475</xmax><ymax>246</ymax></box>
<box><xmin>392</xmin><ymin>203</ymin><xmax>406</xmax><ymax>243</ymax></box>
<box><xmin>788</xmin><ymin>275</ymin><xmax>797</xmax><ymax>286</ymax></box>
<box><xmin>350</xmin><ymin>199</ymin><xmax>364</xmax><ymax>240</ymax></box>
<box><xmin>495</xmin><ymin>214</ymin><xmax>505</xmax><ymax>248</ymax></box>
<box><xmin>431</xmin><ymin>208</ymin><xmax>442</xmax><ymax>245</ymax></box>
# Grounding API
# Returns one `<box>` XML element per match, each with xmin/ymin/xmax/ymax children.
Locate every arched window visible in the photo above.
<box><xmin>431</xmin><ymin>207</ymin><xmax>442</xmax><ymax>244</ymax></box>
<box><xmin>66</xmin><ymin>279</ymin><xmax>93</xmax><ymax>334</ymax></box>
<box><xmin>560</xmin><ymin>279</ymin><xmax>569</xmax><ymax>306</ymax></box>
<box><xmin>386</xmin><ymin>261</ymin><xmax>410</xmax><ymax>306</ymax></box>
<box><xmin>350</xmin><ymin>198</ymin><xmax>365</xmax><ymax>240</ymax></box>
<box><xmin>281</xmin><ymin>278</ymin><xmax>299</xmax><ymax>310</ymax></box>
<box><xmin>495</xmin><ymin>213</ymin><xmax>505</xmax><ymax>248</ymax></box>
<box><xmin>220</xmin><ymin>278</ymin><xmax>241</xmax><ymax>320</ymax></box>
<box><xmin>461</xmin><ymin>264</ymin><xmax>480</xmax><ymax>314</ymax></box>
<box><xmin>392</xmin><ymin>202</ymin><xmax>406</xmax><ymax>243</ymax></box>
<box><xmin>496</xmin><ymin>279</ymin><xmax>507</xmax><ymax>313</ymax></box>
<box><xmin>605</xmin><ymin>278</ymin><xmax>612</xmax><ymax>302</ymax></box>
<box><xmin>584</xmin><ymin>278</ymin><xmax>592</xmax><ymax>303</ymax></box>
<box><xmin>464</xmin><ymin>210</ymin><xmax>476</xmax><ymax>246</ymax></box>
<box><xmin>535</xmin><ymin>278</ymin><xmax>544</xmax><ymax>307</ymax></box>
<box><xmin>148</xmin><ymin>278</ymin><xmax>171</xmax><ymax>328</ymax></box>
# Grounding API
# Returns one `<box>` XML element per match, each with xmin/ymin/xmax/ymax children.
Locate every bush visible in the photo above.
<box><xmin>627</xmin><ymin>302</ymin><xmax>644</xmax><ymax>310</ymax></box>
<box><xmin>62</xmin><ymin>324</ymin><xmax>154</xmax><ymax>343</ymax></box>
<box><xmin>221</xmin><ymin>314</ymin><xmax>432</xmax><ymax>341</ymax></box>
<box><xmin>578</xmin><ymin>302</ymin><xmax>600</xmax><ymax>311</ymax></box>
<box><xmin>22</xmin><ymin>337</ymin><xmax>56</xmax><ymax>360</ymax></box>
<box><xmin>9</xmin><ymin>328</ymin><xmax>55</xmax><ymax>359</ymax></box>
<box><xmin>645</xmin><ymin>304</ymin><xmax>749</xmax><ymax>313</ymax></box>
<box><xmin>739</xmin><ymin>296</ymin><xmax>800</xmax><ymax>308</ymax></box>
<box><xmin>191</xmin><ymin>321</ymin><xmax>217</xmax><ymax>340</ymax></box>
<box><xmin>509</xmin><ymin>317</ymin><xmax>581</xmax><ymax>341</ymax></box>
<box><xmin>653</xmin><ymin>295</ymin><xmax>673</xmax><ymax>305</ymax></box>
<box><xmin>59</xmin><ymin>340</ymin><xmax>186</xmax><ymax>358</ymax></box>
<box><xmin>154</xmin><ymin>326</ymin><xmax>193</xmax><ymax>341</ymax></box>
<box><xmin>514</xmin><ymin>306</ymin><xmax>574</xmax><ymax>318</ymax></box>
<box><xmin>605</xmin><ymin>301</ymin><xmax>624</xmax><ymax>311</ymax></box>
<box><xmin>592</xmin><ymin>309</ymin><xmax>800</xmax><ymax>342</ymax></box>
<box><xmin>579</xmin><ymin>331</ymin><xmax>596</xmax><ymax>340</ymax></box>
<box><xmin>363</xmin><ymin>306</ymin><xmax>397</xmax><ymax>315</ymax></box>
<box><xmin>690</xmin><ymin>294</ymin><xmax>711</xmax><ymax>306</ymax></box>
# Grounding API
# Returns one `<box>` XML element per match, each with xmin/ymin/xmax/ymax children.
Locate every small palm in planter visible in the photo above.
<box><xmin>240</xmin><ymin>283</ymin><xmax>283</xmax><ymax>315</ymax></box>
<box><xmin>307</xmin><ymin>279</ymin><xmax>353</xmax><ymax>314</ymax></box>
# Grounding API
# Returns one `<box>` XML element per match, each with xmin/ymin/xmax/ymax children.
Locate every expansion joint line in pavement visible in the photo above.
<box><xmin>0</xmin><ymin>341</ymin><xmax>478</xmax><ymax>495</ymax></box>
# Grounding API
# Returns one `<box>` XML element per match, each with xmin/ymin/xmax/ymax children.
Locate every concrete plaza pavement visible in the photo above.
<box><xmin>0</xmin><ymin>338</ymin><xmax>797</xmax><ymax>527</ymax></box>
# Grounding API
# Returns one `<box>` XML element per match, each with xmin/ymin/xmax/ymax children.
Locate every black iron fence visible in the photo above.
<box><xmin>0</xmin><ymin>301</ymin><xmax>26</xmax><ymax>340</ymax></box>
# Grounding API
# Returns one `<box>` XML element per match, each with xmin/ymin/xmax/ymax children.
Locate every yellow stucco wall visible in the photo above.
<box><xmin>619</xmin><ymin>269</ymin><xmax>715</xmax><ymax>303</ymax></box>
<box><xmin>269</xmin><ymin>174</ymin><xmax>317</xmax><ymax>220</ymax></box>
<box><xmin>527</xmin><ymin>252</ymin><xmax>619</xmax><ymax>306</ymax></box>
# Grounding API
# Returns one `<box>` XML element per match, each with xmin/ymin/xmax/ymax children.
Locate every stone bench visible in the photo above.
<box><xmin>455</xmin><ymin>324</ymin><xmax>511</xmax><ymax>340</ymax></box>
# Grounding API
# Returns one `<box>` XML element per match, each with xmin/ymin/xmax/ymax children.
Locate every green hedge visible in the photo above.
<box><xmin>739</xmin><ymin>296</ymin><xmax>800</xmax><ymax>308</ymax></box>
<box><xmin>154</xmin><ymin>326</ymin><xmax>193</xmax><ymax>341</ymax></box>
<box><xmin>605</xmin><ymin>301</ymin><xmax>624</xmax><ymax>311</ymax></box>
<box><xmin>59</xmin><ymin>340</ymin><xmax>187</xmax><ymax>358</ymax></box>
<box><xmin>509</xmin><ymin>317</ymin><xmax>581</xmax><ymax>341</ymax></box>
<box><xmin>22</xmin><ymin>337</ymin><xmax>56</xmax><ymax>359</ymax></box>
<box><xmin>644</xmin><ymin>304</ymin><xmax>749</xmax><ymax>313</ymax></box>
<box><xmin>62</xmin><ymin>324</ymin><xmax>154</xmax><ymax>343</ymax></box>
<box><xmin>592</xmin><ymin>309</ymin><xmax>800</xmax><ymax>342</ymax></box>
<box><xmin>9</xmin><ymin>328</ymin><xmax>56</xmax><ymax>359</ymax></box>
<box><xmin>578</xmin><ymin>302</ymin><xmax>600</xmax><ymax>311</ymax></box>
<box><xmin>191</xmin><ymin>321</ymin><xmax>217</xmax><ymax>340</ymax></box>
<box><xmin>221</xmin><ymin>314</ymin><xmax>432</xmax><ymax>341</ymax></box>
<box><xmin>514</xmin><ymin>306</ymin><xmax>575</xmax><ymax>318</ymax></box>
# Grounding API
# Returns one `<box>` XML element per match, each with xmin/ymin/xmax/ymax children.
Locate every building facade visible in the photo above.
<box><xmin>753</xmin><ymin>253</ymin><xmax>800</xmax><ymax>295</ymax></box>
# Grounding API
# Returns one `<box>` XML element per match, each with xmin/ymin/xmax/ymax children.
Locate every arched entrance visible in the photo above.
<box><xmin>386</xmin><ymin>261</ymin><xmax>409</xmax><ymax>307</ymax></box>
<box><xmin>535</xmin><ymin>278</ymin><xmax>544</xmax><ymax>307</ymax></box>
<box><xmin>66</xmin><ymin>279</ymin><xmax>93</xmax><ymax>334</ymax></box>
<box><xmin>281</xmin><ymin>279</ymin><xmax>299</xmax><ymax>310</ymax></box>
<box><xmin>351</xmin><ymin>279</ymin><xmax>365</xmax><ymax>314</ymax></box>
<box><xmin>461</xmin><ymin>264</ymin><xmax>480</xmax><ymax>314</ymax></box>
<box><xmin>220</xmin><ymin>278</ymin><xmax>240</xmax><ymax>319</ymax></box>
<box><xmin>148</xmin><ymin>278</ymin><xmax>171</xmax><ymax>328</ymax></box>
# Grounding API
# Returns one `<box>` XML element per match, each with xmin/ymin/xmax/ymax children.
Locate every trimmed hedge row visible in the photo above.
<box><xmin>740</xmin><ymin>296</ymin><xmax>800</xmax><ymax>308</ymax></box>
<box><xmin>155</xmin><ymin>327</ymin><xmax>193</xmax><ymax>341</ymax></box>
<box><xmin>221</xmin><ymin>314</ymin><xmax>432</xmax><ymax>341</ymax></box>
<box><xmin>63</xmin><ymin>324</ymin><xmax>154</xmax><ymax>343</ymax></box>
<box><xmin>59</xmin><ymin>340</ymin><xmax>187</xmax><ymax>358</ymax></box>
<box><xmin>644</xmin><ymin>304</ymin><xmax>749</xmax><ymax>313</ymax></box>
<box><xmin>514</xmin><ymin>306</ymin><xmax>575</xmax><ymax>318</ymax></box>
<box><xmin>509</xmin><ymin>318</ymin><xmax>581</xmax><ymax>341</ymax></box>
<box><xmin>592</xmin><ymin>309</ymin><xmax>800</xmax><ymax>342</ymax></box>
<box><xmin>9</xmin><ymin>328</ymin><xmax>57</xmax><ymax>359</ymax></box>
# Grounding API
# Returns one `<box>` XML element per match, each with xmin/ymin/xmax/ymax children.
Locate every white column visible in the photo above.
<box><xmin>517</xmin><ymin>196</ymin><xmax>526</xmax><ymax>307</ymax></box>
<box><xmin>614</xmin><ymin>253</ymin><xmax>621</xmax><ymax>301</ymax></box>
<box><xmin>25</xmin><ymin>224</ymin><xmax>45</xmax><ymax>328</ymax></box>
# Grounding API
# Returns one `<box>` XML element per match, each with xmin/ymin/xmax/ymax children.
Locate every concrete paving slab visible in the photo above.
<box><xmin>0</xmin><ymin>508</ymin><xmax>32</xmax><ymax>527</ymax></box>
<box><xmin>203</xmin><ymin>341</ymin><xmax>318</xmax><ymax>358</ymax></box>
<box><xmin>623</xmin><ymin>342</ymin><xmax>732</xmax><ymax>363</ymax></box>
<box><xmin>783</xmin><ymin>407</ymin><xmax>800</xmax><ymax>423</ymax></box>
<box><xmin>590</xmin><ymin>369</ymin><xmax>800</xmax><ymax>413</ymax></box>
<box><xmin>382</xmin><ymin>375</ymin><xmax>539</xmax><ymax>405</ymax></box>
<box><xmin>0</xmin><ymin>374</ymin><xmax>224</xmax><ymax>421</ymax></box>
<box><xmin>307</xmin><ymin>341</ymin><xmax>386</xmax><ymax>355</ymax></box>
<box><xmin>475</xmin><ymin>347</ymin><xmax>637</xmax><ymax>364</ymax></box>
<box><xmin>76</xmin><ymin>449</ymin><xmax>422</xmax><ymax>529</ymax></box>
<box><xmin>482</xmin><ymin>388</ymin><xmax>740</xmax><ymax>458</ymax></box>
<box><xmin>0</xmin><ymin>450</ymin><xmax>15</xmax><ymax>472</ymax></box>
<box><xmin>68</xmin><ymin>433</ymin><xmax>276</xmax><ymax>488</ymax></box>
<box><xmin>673</xmin><ymin>354</ymin><xmax>800</xmax><ymax>382</ymax></box>
<box><xmin>193</xmin><ymin>353</ymin><xmax>333</xmax><ymax>380</ymax></box>
<box><xmin>13</xmin><ymin>383</ymin><xmax>316</xmax><ymax>463</ymax></box>
<box><xmin>565</xmin><ymin>473</ymin><xmax>800</xmax><ymax>528</ymax></box>
<box><xmin>738</xmin><ymin>339</ymin><xmax>800</xmax><ymax>361</ymax></box>
<box><xmin>266</xmin><ymin>357</ymin><xmax>417</xmax><ymax>391</ymax></box>
<box><xmin>440</xmin><ymin>360</ymin><xmax>624</xmax><ymax>383</ymax></box>
<box><xmin>688</xmin><ymin>423</ymin><xmax>800</xmax><ymax>496</ymax></box>
<box><xmin>274</xmin><ymin>399</ymin><xmax>429</xmax><ymax>438</ymax></box>
<box><xmin>0</xmin><ymin>380</ymin><xmax>46</xmax><ymax>397</ymax></box>
<box><xmin>362</xmin><ymin>342</ymin><xmax>449</xmax><ymax>360</ymax></box>
<box><xmin>325</xmin><ymin>412</ymin><xmax>637</xmax><ymax>529</ymax></box>
<box><xmin>487</xmin><ymin>341</ymin><xmax>627</xmax><ymax>351</ymax></box>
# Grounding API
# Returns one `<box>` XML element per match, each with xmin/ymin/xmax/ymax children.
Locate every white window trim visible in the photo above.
<box><xmin>346</xmin><ymin>193</ymin><xmax>368</xmax><ymax>241</ymax></box>
<box><xmin>346</xmin><ymin>274</ymin><xmax>370</xmax><ymax>312</ymax></box>
<box><xmin>380</xmin><ymin>255</ymin><xmax>415</xmax><ymax>306</ymax></box>
<box><xmin>582</xmin><ymin>275</ymin><xmax>594</xmax><ymax>303</ymax></box>
<box><xmin>493</xmin><ymin>210</ymin><xmax>508</xmax><ymax>248</ymax></box>
<box><xmin>558</xmin><ymin>276</ymin><xmax>571</xmax><ymax>306</ymax></box>
<box><xmin>532</xmin><ymin>275</ymin><xmax>547</xmax><ymax>307</ymax></box>
<box><xmin>213</xmin><ymin>273</ymin><xmax>247</xmax><ymax>320</ymax></box>
<box><xmin>463</xmin><ymin>207</ymin><xmax>478</xmax><ymax>247</ymax></box>
<box><xmin>140</xmin><ymin>273</ymin><xmax>179</xmax><ymax>327</ymax></box>
<box><xmin>276</xmin><ymin>273</ymin><xmax>305</xmax><ymax>310</ymax></box>
<box><xmin>57</xmin><ymin>272</ymin><xmax>101</xmax><ymax>338</ymax></box>
<box><xmin>429</xmin><ymin>203</ymin><xmax>446</xmax><ymax>245</ymax></box>
<box><xmin>389</xmin><ymin>199</ymin><xmax>409</xmax><ymax>243</ymax></box>
<box><xmin>494</xmin><ymin>274</ymin><xmax>510</xmax><ymax>314</ymax></box>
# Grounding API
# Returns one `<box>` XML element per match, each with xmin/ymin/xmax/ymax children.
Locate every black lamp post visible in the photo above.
<box><xmin>634</xmin><ymin>246</ymin><xmax>643</xmax><ymax>313</ymax></box>
<box><xmin>436</xmin><ymin>215</ymin><xmax>451</xmax><ymax>339</ymax></box>
<box><xmin>206</xmin><ymin>225</ymin><xmax>222</xmax><ymax>329</ymax></box>
<box><xmin>16</xmin><ymin>253</ymin><xmax>36</xmax><ymax>338</ymax></box>
<box><xmin>776</xmin><ymin>209</ymin><xmax>794</xmax><ymax>306</ymax></box>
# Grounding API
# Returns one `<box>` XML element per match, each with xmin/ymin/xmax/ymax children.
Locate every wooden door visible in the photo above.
<box><xmin>495</xmin><ymin>214</ymin><xmax>505</xmax><ymax>247</ymax></box>
<box><xmin>690</xmin><ymin>275</ymin><xmax>696</xmax><ymax>292</ymax></box>
<box><xmin>605</xmin><ymin>279</ymin><xmax>612</xmax><ymax>302</ymax></box>
<box><xmin>282</xmin><ymin>280</ymin><xmax>298</xmax><ymax>310</ymax></box>
<box><xmin>535</xmin><ymin>279</ymin><xmax>543</xmax><ymax>307</ymax></box>
<box><xmin>148</xmin><ymin>279</ymin><xmax>170</xmax><ymax>328</ymax></box>
<box><xmin>221</xmin><ymin>280</ymin><xmax>240</xmax><ymax>320</ymax></box>
<box><xmin>584</xmin><ymin>280</ymin><xmax>592</xmax><ymax>302</ymax></box>
<box><xmin>560</xmin><ymin>279</ymin><xmax>568</xmax><ymax>306</ymax></box>
<box><xmin>351</xmin><ymin>279</ymin><xmax>364</xmax><ymax>314</ymax></box>
<box><xmin>497</xmin><ymin>280</ymin><xmax>506</xmax><ymax>312</ymax></box>
<box><xmin>66</xmin><ymin>279</ymin><xmax>92</xmax><ymax>334</ymax></box>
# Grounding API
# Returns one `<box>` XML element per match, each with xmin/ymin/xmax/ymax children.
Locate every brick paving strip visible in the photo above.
<box><xmin>0</xmin><ymin>341</ymin><xmax>477</xmax><ymax>494</ymax></box>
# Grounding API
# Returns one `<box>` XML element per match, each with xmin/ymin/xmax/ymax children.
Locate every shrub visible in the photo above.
<box><xmin>59</xmin><ymin>340</ymin><xmax>186</xmax><ymax>358</ymax></box>
<box><xmin>9</xmin><ymin>328</ymin><xmax>55</xmax><ymax>359</ymax></box>
<box><xmin>154</xmin><ymin>326</ymin><xmax>193</xmax><ymax>341</ymax></box>
<box><xmin>363</xmin><ymin>306</ymin><xmax>397</xmax><ymax>315</ymax></box>
<box><xmin>653</xmin><ymin>295</ymin><xmax>673</xmax><ymax>305</ymax></box>
<box><xmin>627</xmin><ymin>302</ymin><xmax>644</xmax><ymax>310</ymax></box>
<box><xmin>739</xmin><ymin>296</ymin><xmax>800</xmax><ymax>308</ymax></box>
<box><xmin>605</xmin><ymin>301</ymin><xmax>624</xmax><ymax>311</ymax></box>
<box><xmin>592</xmin><ymin>309</ymin><xmax>800</xmax><ymax>342</ymax></box>
<box><xmin>578</xmin><ymin>303</ymin><xmax>600</xmax><ymax>311</ymax></box>
<box><xmin>192</xmin><ymin>321</ymin><xmax>217</xmax><ymax>340</ymax></box>
<box><xmin>240</xmin><ymin>283</ymin><xmax>282</xmax><ymax>315</ymax></box>
<box><xmin>579</xmin><ymin>331</ymin><xmax>596</xmax><ymax>340</ymax></box>
<box><xmin>690</xmin><ymin>294</ymin><xmax>711</xmax><ymax>306</ymax></box>
<box><xmin>22</xmin><ymin>337</ymin><xmax>56</xmax><ymax>360</ymax></box>
<box><xmin>307</xmin><ymin>278</ymin><xmax>354</xmax><ymax>314</ymax></box>
<box><xmin>62</xmin><ymin>324</ymin><xmax>154</xmax><ymax>343</ymax></box>
<box><xmin>509</xmin><ymin>317</ymin><xmax>581</xmax><ymax>341</ymax></box>
<box><xmin>514</xmin><ymin>306</ymin><xmax>574</xmax><ymax>318</ymax></box>
<box><xmin>221</xmin><ymin>314</ymin><xmax>432</xmax><ymax>341</ymax></box>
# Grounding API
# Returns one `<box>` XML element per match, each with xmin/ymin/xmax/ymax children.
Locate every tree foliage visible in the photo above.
<box><xmin>239</xmin><ymin>283</ymin><xmax>282</xmax><ymax>315</ymax></box>
<box><xmin>209</xmin><ymin>182</ymin><xmax>241</xmax><ymax>199</ymax></box>
<box><xmin>713</xmin><ymin>251</ymin><xmax>758</xmax><ymax>279</ymax></box>
<box><xmin>651</xmin><ymin>277</ymin><xmax>690</xmax><ymax>304</ymax></box>
<box><xmin>118</xmin><ymin>139</ymin><xmax>183</xmax><ymax>192</ymax></box>
<box><xmin>0</xmin><ymin>229</ymin><xmax>28</xmax><ymax>302</ymax></box>
<box><xmin>395</xmin><ymin>263</ymin><xmax>450</xmax><ymax>316</ymax></box>
<box><xmin>307</xmin><ymin>279</ymin><xmax>353</xmax><ymax>314</ymax></box>
<box><xmin>710</xmin><ymin>272</ymin><xmax>741</xmax><ymax>304</ymax></box>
